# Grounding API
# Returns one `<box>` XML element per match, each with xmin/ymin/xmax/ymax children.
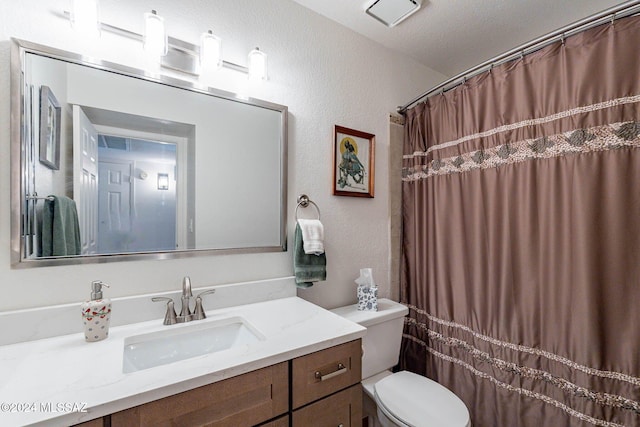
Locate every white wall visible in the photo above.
<box><xmin>0</xmin><ymin>0</ymin><xmax>446</xmax><ymax>312</ymax></box>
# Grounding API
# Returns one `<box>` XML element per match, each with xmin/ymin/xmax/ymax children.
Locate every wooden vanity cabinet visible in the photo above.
<box><xmin>256</xmin><ymin>414</ymin><xmax>289</xmax><ymax>426</ymax></box>
<box><xmin>74</xmin><ymin>339</ymin><xmax>362</xmax><ymax>427</ymax></box>
<box><xmin>111</xmin><ymin>362</ymin><xmax>288</xmax><ymax>427</ymax></box>
<box><xmin>291</xmin><ymin>340</ymin><xmax>362</xmax><ymax>426</ymax></box>
<box><xmin>292</xmin><ymin>384</ymin><xmax>362</xmax><ymax>426</ymax></box>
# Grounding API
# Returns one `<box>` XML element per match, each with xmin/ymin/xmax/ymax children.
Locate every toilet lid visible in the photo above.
<box><xmin>374</xmin><ymin>371</ymin><xmax>470</xmax><ymax>427</ymax></box>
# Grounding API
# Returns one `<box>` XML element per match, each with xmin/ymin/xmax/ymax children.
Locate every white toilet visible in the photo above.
<box><xmin>331</xmin><ymin>298</ymin><xmax>471</xmax><ymax>427</ymax></box>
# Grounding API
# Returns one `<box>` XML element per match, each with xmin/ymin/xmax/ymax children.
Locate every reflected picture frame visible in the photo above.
<box><xmin>39</xmin><ymin>85</ymin><xmax>61</xmax><ymax>170</ymax></box>
<box><xmin>332</xmin><ymin>125</ymin><xmax>375</xmax><ymax>198</ymax></box>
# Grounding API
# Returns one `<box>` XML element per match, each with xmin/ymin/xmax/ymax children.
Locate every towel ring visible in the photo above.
<box><xmin>295</xmin><ymin>194</ymin><xmax>320</xmax><ymax>220</ymax></box>
<box><xmin>26</xmin><ymin>193</ymin><xmax>54</xmax><ymax>201</ymax></box>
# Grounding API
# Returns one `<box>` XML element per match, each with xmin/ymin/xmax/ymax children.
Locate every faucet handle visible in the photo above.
<box><xmin>193</xmin><ymin>289</ymin><xmax>216</xmax><ymax>320</ymax></box>
<box><xmin>196</xmin><ymin>289</ymin><xmax>217</xmax><ymax>298</ymax></box>
<box><xmin>152</xmin><ymin>297</ymin><xmax>178</xmax><ymax>325</ymax></box>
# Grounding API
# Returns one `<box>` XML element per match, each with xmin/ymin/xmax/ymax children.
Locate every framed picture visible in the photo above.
<box><xmin>39</xmin><ymin>86</ymin><xmax>61</xmax><ymax>170</ymax></box>
<box><xmin>333</xmin><ymin>125</ymin><xmax>375</xmax><ymax>198</ymax></box>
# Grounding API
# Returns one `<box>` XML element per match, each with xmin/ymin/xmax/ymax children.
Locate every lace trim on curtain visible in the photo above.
<box><xmin>403</xmin><ymin>94</ymin><xmax>640</xmax><ymax>159</ymax></box>
<box><xmin>405</xmin><ymin>304</ymin><xmax>640</xmax><ymax>386</ymax></box>
<box><xmin>405</xmin><ymin>318</ymin><xmax>640</xmax><ymax>415</ymax></box>
<box><xmin>404</xmin><ymin>334</ymin><xmax>628</xmax><ymax>427</ymax></box>
<box><xmin>402</xmin><ymin>121</ymin><xmax>640</xmax><ymax>181</ymax></box>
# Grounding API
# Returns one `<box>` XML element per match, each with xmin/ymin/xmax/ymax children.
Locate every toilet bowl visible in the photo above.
<box><xmin>331</xmin><ymin>299</ymin><xmax>470</xmax><ymax>427</ymax></box>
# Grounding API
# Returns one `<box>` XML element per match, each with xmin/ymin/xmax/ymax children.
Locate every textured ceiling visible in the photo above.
<box><xmin>291</xmin><ymin>0</ymin><xmax>628</xmax><ymax>77</ymax></box>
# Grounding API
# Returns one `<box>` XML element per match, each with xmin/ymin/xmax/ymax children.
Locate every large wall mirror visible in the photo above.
<box><xmin>10</xmin><ymin>39</ymin><xmax>288</xmax><ymax>267</ymax></box>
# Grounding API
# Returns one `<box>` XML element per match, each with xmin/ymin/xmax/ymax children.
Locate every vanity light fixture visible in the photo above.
<box><xmin>70</xmin><ymin>0</ymin><xmax>100</xmax><ymax>37</ymax></box>
<box><xmin>200</xmin><ymin>30</ymin><xmax>223</xmax><ymax>73</ymax></box>
<box><xmin>63</xmin><ymin>8</ymin><xmax>268</xmax><ymax>82</ymax></box>
<box><xmin>248</xmin><ymin>47</ymin><xmax>268</xmax><ymax>81</ymax></box>
<box><xmin>143</xmin><ymin>10</ymin><xmax>168</xmax><ymax>59</ymax></box>
<box><xmin>157</xmin><ymin>173</ymin><xmax>169</xmax><ymax>190</ymax></box>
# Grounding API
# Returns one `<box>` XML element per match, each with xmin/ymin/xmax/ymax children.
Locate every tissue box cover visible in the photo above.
<box><xmin>357</xmin><ymin>286</ymin><xmax>378</xmax><ymax>311</ymax></box>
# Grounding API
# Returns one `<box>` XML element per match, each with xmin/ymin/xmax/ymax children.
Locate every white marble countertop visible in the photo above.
<box><xmin>0</xmin><ymin>296</ymin><xmax>366</xmax><ymax>426</ymax></box>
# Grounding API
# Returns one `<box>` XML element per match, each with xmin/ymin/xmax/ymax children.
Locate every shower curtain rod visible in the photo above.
<box><xmin>397</xmin><ymin>0</ymin><xmax>640</xmax><ymax>114</ymax></box>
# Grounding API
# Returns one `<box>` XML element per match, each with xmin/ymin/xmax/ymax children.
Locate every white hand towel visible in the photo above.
<box><xmin>297</xmin><ymin>219</ymin><xmax>325</xmax><ymax>255</ymax></box>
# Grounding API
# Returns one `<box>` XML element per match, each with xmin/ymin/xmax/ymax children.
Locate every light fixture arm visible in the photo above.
<box><xmin>60</xmin><ymin>10</ymin><xmax>250</xmax><ymax>76</ymax></box>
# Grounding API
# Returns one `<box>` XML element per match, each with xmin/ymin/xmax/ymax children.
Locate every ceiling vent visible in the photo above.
<box><xmin>365</xmin><ymin>0</ymin><xmax>421</xmax><ymax>28</ymax></box>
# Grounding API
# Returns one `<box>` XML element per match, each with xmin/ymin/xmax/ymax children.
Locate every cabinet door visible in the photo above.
<box><xmin>292</xmin><ymin>339</ymin><xmax>362</xmax><ymax>409</ymax></box>
<box><xmin>292</xmin><ymin>384</ymin><xmax>362</xmax><ymax>427</ymax></box>
<box><xmin>111</xmin><ymin>362</ymin><xmax>288</xmax><ymax>427</ymax></box>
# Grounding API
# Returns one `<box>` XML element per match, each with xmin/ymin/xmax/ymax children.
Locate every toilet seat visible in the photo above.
<box><xmin>374</xmin><ymin>371</ymin><xmax>470</xmax><ymax>427</ymax></box>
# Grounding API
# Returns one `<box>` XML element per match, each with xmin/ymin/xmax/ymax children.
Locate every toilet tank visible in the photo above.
<box><xmin>331</xmin><ymin>298</ymin><xmax>409</xmax><ymax>379</ymax></box>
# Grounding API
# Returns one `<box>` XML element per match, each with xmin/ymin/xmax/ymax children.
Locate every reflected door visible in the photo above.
<box><xmin>98</xmin><ymin>161</ymin><xmax>132</xmax><ymax>254</ymax></box>
<box><xmin>73</xmin><ymin>105</ymin><xmax>98</xmax><ymax>255</ymax></box>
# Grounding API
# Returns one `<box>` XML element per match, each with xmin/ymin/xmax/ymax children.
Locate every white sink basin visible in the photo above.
<box><xmin>122</xmin><ymin>316</ymin><xmax>264</xmax><ymax>373</ymax></box>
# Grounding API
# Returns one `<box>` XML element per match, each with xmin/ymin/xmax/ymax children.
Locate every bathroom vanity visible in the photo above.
<box><xmin>0</xmin><ymin>279</ymin><xmax>366</xmax><ymax>427</ymax></box>
<box><xmin>106</xmin><ymin>340</ymin><xmax>361</xmax><ymax>426</ymax></box>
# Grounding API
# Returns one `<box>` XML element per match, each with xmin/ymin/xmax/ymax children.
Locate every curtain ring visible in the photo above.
<box><xmin>560</xmin><ymin>33</ymin><xmax>565</xmax><ymax>46</ymax></box>
<box><xmin>520</xmin><ymin>51</ymin><xmax>524</xmax><ymax>61</ymax></box>
<box><xmin>610</xmin><ymin>13</ymin><xmax>616</xmax><ymax>26</ymax></box>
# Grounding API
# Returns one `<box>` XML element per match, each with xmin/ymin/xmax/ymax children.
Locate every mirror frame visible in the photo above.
<box><xmin>10</xmin><ymin>38</ymin><xmax>288</xmax><ymax>268</ymax></box>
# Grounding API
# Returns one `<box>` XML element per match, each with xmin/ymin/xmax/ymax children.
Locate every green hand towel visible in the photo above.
<box><xmin>42</xmin><ymin>196</ymin><xmax>82</xmax><ymax>256</ymax></box>
<box><xmin>294</xmin><ymin>223</ymin><xmax>326</xmax><ymax>288</ymax></box>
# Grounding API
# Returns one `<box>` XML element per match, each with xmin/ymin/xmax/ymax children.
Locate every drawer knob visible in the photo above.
<box><xmin>315</xmin><ymin>363</ymin><xmax>347</xmax><ymax>381</ymax></box>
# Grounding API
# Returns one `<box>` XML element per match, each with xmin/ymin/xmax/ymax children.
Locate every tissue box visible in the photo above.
<box><xmin>357</xmin><ymin>286</ymin><xmax>378</xmax><ymax>311</ymax></box>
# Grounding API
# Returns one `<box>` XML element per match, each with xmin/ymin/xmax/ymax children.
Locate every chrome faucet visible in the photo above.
<box><xmin>152</xmin><ymin>277</ymin><xmax>217</xmax><ymax>325</ymax></box>
<box><xmin>178</xmin><ymin>276</ymin><xmax>193</xmax><ymax>323</ymax></box>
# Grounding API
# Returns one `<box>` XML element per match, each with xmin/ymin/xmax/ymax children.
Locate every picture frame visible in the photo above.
<box><xmin>332</xmin><ymin>125</ymin><xmax>375</xmax><ymax>198</ymax></box>
<box><xmin>39</xmin><ymin>85</ymin><xmax>61</xmax><ymax>170</ymax></box>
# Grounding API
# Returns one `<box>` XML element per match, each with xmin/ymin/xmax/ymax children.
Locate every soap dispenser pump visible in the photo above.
<box><xmin>81</xmin><ymin>280</ymin><xmax>112</xmax><ymax>342</ymax></box>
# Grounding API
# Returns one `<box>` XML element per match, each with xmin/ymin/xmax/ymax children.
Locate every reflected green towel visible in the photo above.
<box><xmin>294</xmin><ymin>223</ymin><xmax>326</xmax><ymax>288</ymax></box>
<box><xmin>42</xmin><ymin>196</ymin><xmax>82</xmax><ymax>256</ymax></box>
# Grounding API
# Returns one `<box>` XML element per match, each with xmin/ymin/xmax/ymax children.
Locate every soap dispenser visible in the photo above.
<box><xmin>81</xmin><ymin>280</ymin><xmax>112</xmax><ymax>342</ymax></box>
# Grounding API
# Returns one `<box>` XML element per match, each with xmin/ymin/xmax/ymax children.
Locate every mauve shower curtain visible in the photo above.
<box><xmin>400</xmin><ymin>15</ymin><xmax>640</xmax><ymax>427</ymax></box>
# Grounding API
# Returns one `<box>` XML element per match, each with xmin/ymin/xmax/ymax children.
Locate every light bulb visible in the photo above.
<box><xmin>248</xmin><ymin>47</ymin><xmax>268</xmax><ymax>81</ymax></box>
<box><xmin>70</xmin><ymin>0</ymin><xmax>100</xmax><ymax>38</ymax></box>
<box><xmin>200</xmin><ymin>30</ymin><xmax>222</xmax><ymax>73</ymax></box>
<box><xmin>143</xmin><ymin>10</ymin><xmax>167</xmax><ymax>59</ymax></box>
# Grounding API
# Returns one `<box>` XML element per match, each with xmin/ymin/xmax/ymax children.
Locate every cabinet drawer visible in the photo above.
<box><xmin>292</xmin><ymin>384</ymin><xmax>362</xmax><ymax>427</ymax></box>
<box><xmin>292</xmin><ymin>339</ymin><xmax>362</xmax><ymax>409</ymax></box>
<box><xmin>111</xmin><ymin>362</ymin><xmax>288</xmax><ymax>427</ymax></box>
